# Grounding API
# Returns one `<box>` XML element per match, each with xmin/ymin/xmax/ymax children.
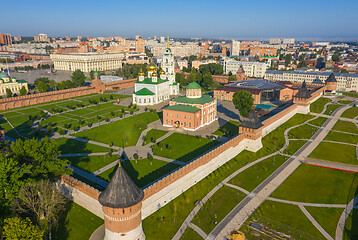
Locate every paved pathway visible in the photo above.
<box><xmin>303</xmin><ymin>157</ymin><xmax>358</xmax><ymax>172</ymax></box>
<box><xmin>93</xmin><ymin>160</ymin><xmax>120</xmax><ymax>176</ymax></box>
<box><xmin>299</xmin><ymin>204</ymin><xmax>334</xmax><ymax>240</ymax></box>
<box><xmin>153</xmin><ymin>155</ymin><xmax>186</xmax><ymax>166</ymax></box>
<box><xmin>4</xmin><ymin>116</ymin><xmax>28</xmax><ymax>139</ymax></box>
<box><xmin>321</xmin><ymin>140</ymin><xmax>357</xmax><ymax>146</ymax></box>
<box><xmin>71</xmin><ymin>166</ymin><xmax>108</xmax><ymax>188</ymax></box>
<box><xmin>207</xmin><ymin>103</ymin><xmax>353</xmax><ymax>240</ymax></box>
<box><xmin>190</xmin><ymin>223</ymin><xmax>208</xmax><ymax>239</ymax></box>
<box><xmin>60</xmin><ymin>152</ymin><xmax>110</xmax><ymax>157</ymax></box>
<box><xmin>336</xmin><ymin>195</ymin><xmax>358</xmax><ymax>240</ymax></box>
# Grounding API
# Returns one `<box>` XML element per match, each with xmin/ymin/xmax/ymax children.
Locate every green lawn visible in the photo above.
<box><xmin>310</xmin><ymin>97</ymin><xmax>332</xmax><ymax>113</ymax></box>
<box><xmin>62</xmin><ymin>154</ymin><xmax>118</xmax><ymax>173</ymax></box>
<box><xmin>324</xmin><ymin>131</ymin><xmax>358</xmax><ymax>145</ymax></box>
<box><xmin>180</xmin><ymin>227</ymin><xmax>203</xmax><ymax>240</ymax></box>
<box><xmin>343</xmin><ymin>210</ymin><xmax>358</xmax><ymax>240</ymax></box>
<box><xmin>229</xmin><ymin>155</ymin><xmax>287</xmax><ymax>192</ymax></box>
<box><xmin>338</xmin><ymin>100</ymin><xmax>353</xmax><ymax>105</ymax></box>
<box><xmin>341</xmin><ymin>107</ymin><xmax>358</xmax><ymax>119</ymax></box>
<box><xmin>271</xmin><ymin>164</ymin><xmax>358</xmax><ymax>204</ymax></box>
<box><xmin>306</xmin><ymin>206</ymin><xmax>344</xmax><ymax>238</ymax></box>
<box><xmin>310</xmin><ymin>142</ymin><xmax>357</xmax><ymax>165</ymax></box>
<box><xmin>152</xmin><ymin>133</ymin><xmax>220</xmax><ymax>162</ymax></box>
<box><xmin>324</xmin><ymin>104</ymin><xmax>342</xmax><ymax>115</ymax></box>
<box><xmin>213</xmin><ymin>120</ymin><xmax>241</xmax><ymax>137</ymax></box>
<box><xmin>309</xmin><ymin>116</ymin><xmax>328</xmax><ymax>127</ymax></box>
<box><xmin>288</xmin><ymin>124</ymin><xmax>319</xmax><ymax>139</ymax></box>
<box><xmin>73</xmin><ymin>112</ymin><xmax>160</xmax><ymax>147</ymax></box>
<box><xmin>142</xmin><ymin>114</ymin><xmax>316</xmax><ymax>240</ymax></box>
<box><xmin>142</xmin><ymin>129</ymin><xmax>168</xmax><ymax>146</ymax></box>
<box><xmin>55</xmin><ymin>138</ymin><xmax>110</xmax><ymax>154</ymax></box>
<box><xmin>333</xmin><ymin>120</ymin><xmax>358</xmax><ymax>134</ymax></box>
<box><xmin>192</xmin><ymin>185</ymin><xmax>246</xmax><ymax>234</ymax></box>
<box><xmin>240</xmin><ymin>201</ymin><xmax>324</xmax><ymax>240</ymax></box>
<box><xmin>53</xmin><ymin>202</ymin><xmax>103</xmax><ymax>240</ymax></box>
<box><xmin>340</xmin><ymin>92</ymin><xmax>358</xmax><ymax>98</ymax></box>
<box><xmin>98</xmin><ymin>158</ymin><xmax>180</xmax><ymax>187</ymax></box>
<box><xmin>284</xmin><ymin>140</ymin><xmax>307</xmax><ymax>155</ymax></box>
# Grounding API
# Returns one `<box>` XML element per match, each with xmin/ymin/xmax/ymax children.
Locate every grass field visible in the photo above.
<box><xmin>191</xmin><ymin>185</ymin><xmax>246</xmax><ymax>234</ymax></box>
<box><xmin>142</xmin><ymin>129</ymin><xmax>168</xmax><ymax>146</ymax></box>
<box><xmin>98</xmin><ymin>158</ymin><xmax>180</xmax><ymax>187</ymax></box>
<box><xmin>324</xmin><ymin>104</ymin><xmax>342</xmax><ymax>115</ymax></box>
<box><xmin>309</xmin><ymin>116</ymin><xmax>328</xmax><ymax>127</ymax></box>
<box><xmin>324</xmin><ymin>131</ymin><xmax>358</xmax><ymax>144</ymax></box>
<box><xmin>180</xmin><ymin>227</ymin><xmax>203</xmax><ymax>240</ymax></box>
<box><xmin>213</xmin><ymin>120</ymin><xmax>241</xmax><ymax>137</ymax></box>
<box><xmin>288</xmin><ymin>124</ymin><xmax>319</xmax><ymax>139</ymax></box>
<box><xmin>53</xmin><ymin>202</ymin><xmax>103</xmax><ymax>240</ymax></box>
<box><xmin>343</xmin><ymin>210</ymin><xmax>358</xmax><ymax>240</ymax></box>
<box><xmin>341</xmin><ymin>107</ymin><xmax>358</xmax><ymax>119</ymax></box>
<box><xmin>333</xmin><ymin>120</ymin><xmax>358</xmax><ymax>134</ymax></box>
<box><xmin>310</xmin><ymin>97</ymin><xmax>332</xmax><ymax>113</ymax></box>
<box><xmin>338</xmin><ymin>100</ymin><xmax>353</xmax><ymax>105</ymax></box>
<box><xmin>62</xmin><ymin>154</ymin><xmax>118</xmax><ymax>173</ymax></box>
<box><xmin>271</xmin><ymin>164</ymin><xmax>358</xmax><ymax>204</ymax></box>
<box><xmin>310</xmin><ymin>142</ymin><xmax>357</xmax><ymax>165</ymax></box>
<box><xmin>240</xmin><ymin>201</ymin><xmax>324</xmax><ymax>240</ymax></box>
<box><xmin>284</xmin><ymin>140</ymin><xmax>307</xmax><ymax>155</ymax></box>
<box><xmin>229</xmin><ymin>155</ymin><xmax>287</xmax><ymax>192</ymax></box>
<box><xmin>55</xmin><ymin>138</ymin><xmax>110</xmax><ymax>154</ymax></box>
<box><xmin>73</xmin><ymin>112</ymin><xmax>160</xmax><ymax>147</ymax></box>
<box><xmin>152</xmin><ymin>133</ymin><xmax>220</xmax><ymax>162</ymax></box>
<box><xmin>306</xmin><ymin>206</ymin><xmax>344</xmax><ymax>238</ymax></box>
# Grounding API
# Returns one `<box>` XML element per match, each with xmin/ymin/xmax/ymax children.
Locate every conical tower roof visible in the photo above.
<box><xmin>295</xmin><ymin>80</ymin><xmax>312</xmax><ymax>98</ymax></box>
<box><xmin>98</xmin><ymin>162</ymin><xmax>144</xmax><ymax>208</ymax></box>
<box><xmin>326</xmin><ymin>73</ymin><xmax>337</xmax><ymax>83</ymax></box>
<box><xmin>240</xmin><ymin>109</ymin><xmax>263</xmax><ymax>129</ymax></box>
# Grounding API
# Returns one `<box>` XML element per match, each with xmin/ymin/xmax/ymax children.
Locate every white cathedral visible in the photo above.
<box><xmin>133</xmin><ymin>37</ymin><xmax>179</xmax><ymax>106</ymax></box>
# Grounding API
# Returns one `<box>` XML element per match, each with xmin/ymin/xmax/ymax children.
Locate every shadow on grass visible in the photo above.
<box><xmin>52</xmin><ymin>200</ymin><xmax>72</xmax><ymax>240</ymax></box>
<box><xmin>176</xmin><ymin>140</ymin><xmax>221</xmax><ymax>163</ymax></box>
<box><xmin>343</xmin><ymin>173</ymin><xmax>358</xmax><ymax>239</ymax></box>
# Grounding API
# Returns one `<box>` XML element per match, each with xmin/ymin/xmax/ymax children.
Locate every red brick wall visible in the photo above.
<box><xmin>60</xmin><ymin>175</ymin><xmax>100</xmax><ymax>200</ymax></box>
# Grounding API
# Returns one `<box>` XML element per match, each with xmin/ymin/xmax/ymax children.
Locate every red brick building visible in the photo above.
<box><xmin>163</xmin><ymin>82</ymin><xmax>217</xmax><ymax>131</ymax></box>
<box><xmin>249</xmin><ymin>47</ymin><xmax>277</xmax><ymax>57</ymax></box>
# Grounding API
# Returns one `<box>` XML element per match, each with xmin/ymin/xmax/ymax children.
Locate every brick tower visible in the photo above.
<box><xmin>325</xmin><ymin>73</ymin><xmax>337</xmax><ymax>92</ymax></box>
<box><xmin>98</xmin><ymin>162</ymin><xmax>145</xmax><ymax>240</ymax></box>
<box><xmin>239</xmin><ymin>109</ymin><xmax>263</xmax><ymax>152</ymax></box>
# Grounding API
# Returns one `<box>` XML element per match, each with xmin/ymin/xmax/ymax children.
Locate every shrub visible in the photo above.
<box><xmin>105</xmin><ymin>117</ymin><xmax>110</xmax><ymax>122</ymax></box>
<box><xmin>87</xmin><ymin>122</ymin><xmax>92</xmax><ymax>128</ymax></box>
<box><xmin>58</xmin><ymin>128</ymin><xmax>65</xmax><ymax>135</ymax></box>
<box><xmin>130</xmin><ymin>109</ymin><xmax>134</xmax><ymax>115</ymax></box>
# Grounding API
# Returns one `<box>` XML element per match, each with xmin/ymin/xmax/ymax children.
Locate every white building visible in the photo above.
<box><xmin>269</xmin><ymin>38</ymin><xmax>281</xmax><ymax>44</ymax></box>
<box><xmin>231</xmin><ymin>40</ymin><xmax>240</xmax><ymax>56</ymax></box>
<box><xmin>265</xmin><ymin>70</ymin><xmax>358</xmax><ymax>92</ymax></box>
<box><xmin>51</xmin><ymin>52</ymin><xmax>124</xmax><ymax>72</ymax></box>
<box><xmin>176</xmin><ymin>59</ymin><xmax>188</xmax><ymax>70</ymax></box>
<box><xmin>220</xmin><ymin>59</ymin><xmax>267</xmax><ymax>78</ymax></box>
<box><xmin>283</xmin><ymin>38</ymin><xmax>295</xmax><ymax>44</ymax></box>
<box><xmin>160</xmin><ymin>40</ymin><xmax>179</xmax><ymax>95</ymax></box>
<box><xmin>0</xmin><ymin>71</ymin><xmax>28</xmax><ymax>96</ymax></box>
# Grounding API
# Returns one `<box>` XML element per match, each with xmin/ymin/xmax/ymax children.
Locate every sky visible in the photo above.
<box><xmin>3</xmin><ymin>0</ymin><xmax>358</xmax><ymax>41</ymax></box>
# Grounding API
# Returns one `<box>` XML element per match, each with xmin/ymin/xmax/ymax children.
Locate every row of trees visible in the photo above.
<box><xmin>0</xmin><ymin>138</ymin><xmax>71</xmax><ymax>239</ymax></box>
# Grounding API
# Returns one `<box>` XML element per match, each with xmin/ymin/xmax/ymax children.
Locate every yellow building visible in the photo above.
<box><xmin>0</xmin><ymin>71</ymin><xmax>28</xmax><ymax>95</ymax></box>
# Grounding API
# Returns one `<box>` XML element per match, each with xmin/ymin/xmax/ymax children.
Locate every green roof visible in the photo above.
<box><xmin>136</xmin><ymin>77</ymin><xmax>169</xmax><ymax>85</ymax></box>
<box><xmin>164</xmin><ymin>104</ymin><xmax>200</xmax><ymax>113</ymax></box>
<box><xmin>134</xmin><ymin>88</ymin><xmax>155</xmax><ymax>96</ymax></box>
<box><xmin>94</xmin><ymin>71</ymin><xmax>99</xmax><ymax>76</ymax></box>
<box><xmin>16</xmin><ymin>79</ymin><xmax>27</xmax><ymax>83</ymax></box>
<box><xmin>172</xmin><ymin>82</ymin><xmax>179</xmax><ymax>85</ymax></box>
<box><xmin>172</xmin><ymin>94</ymin><xmax>215</xmax><ymax>105</ymax></box>
<box><xmin>187</xmin><ymin>82</ymin><xmax>201</xmax><ymax>89</ymax></box>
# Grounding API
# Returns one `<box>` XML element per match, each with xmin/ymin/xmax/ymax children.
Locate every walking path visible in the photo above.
<box><xmin>93</xmin><ymin>160</ymin><xmax>120</xmax><ymax>176</ymax></box>
<box><xmin>153</xmin><ymin>155</ymin><xmax>186</xmax><ymax>166</ymax></box>
<box><xmin>299</xmin><ymin>204</ymin><xmax>334</xmax><ymax>240</ymax></box>
<box><xmin>71</xmin><ymin>166</ymin><xmax>108</xmax><ymax>188</ymax></box>
<box><xmin>303</xmin><ymin>157</ymin><xmax>358</xmax><ymax>172</ymax></box>
<box><xmin>336</xmin><ymin>195</ymin><xmax>358</xmax><ymax>240</ymax></box>
<box><xmin>4</xmin><ymin>116</ymin><xmax>29</xmax><ymax>139</ymax></box>
<box><xmin>207</xmin><ymin>103</ymin><xmax>353</xmax><ymax>239</ymax></box>
<box><xmin>311</xmin><ymin>112</ymin><xmax>358</xmax><ymax>124</ymax></box>
<box><xmin>60</xmin><ymin>152</ymin><xmax>110</xmax><ymax>157</ymax></box>
<box><xmin>190</xmin><ymin>223</ymin><xmax>208</xmax><ymax>239</ymax></box>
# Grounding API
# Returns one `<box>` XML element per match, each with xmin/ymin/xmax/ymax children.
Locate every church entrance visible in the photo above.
<box><xmin>174</xmin><ymin>121</ymin><xmax>180</xmax><ymax>128</ymax></box>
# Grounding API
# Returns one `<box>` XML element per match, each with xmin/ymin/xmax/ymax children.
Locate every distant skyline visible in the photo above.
<box><xmin>4</xmin><ymin>0</ymin><xmax>358</xmax><ymax>41</ymax></box>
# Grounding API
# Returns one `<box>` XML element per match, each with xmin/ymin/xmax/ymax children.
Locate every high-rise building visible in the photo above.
<box><xmin>34</xmin><ymin>33</ymin><xmax>49</xmax><ymax>42</ymax></box>
<box><xmin>0</xmin><ymin>34</ymin><xmax>12</xmax><ymax>46</ymax></box>
<box><xmin>13</xmin><ymin>36</ymin><xmax>21</xmax><ymax>42</ymax></box>
<box><xmin>160</xmin><ymin>36</ymin><xmax>165</xmax><ymax>43</ymax></box>
<box><xmin>283</xmin><ymin>38</ymin><xmax>295</xmax><ymax>44</ymax></box>
<box><xmin>269</xmin><ymin>38</ymin><xmax>281</xmax><ymax>44</ymax></box>
<box><xmin>231</xmin><ymin>40</ymin><xmax>240</xmax><ymax>56</ymax></box>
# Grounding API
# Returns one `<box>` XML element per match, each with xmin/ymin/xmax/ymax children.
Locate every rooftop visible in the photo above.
<box><xmin>134</xmin><ymin>88</ymin><xmax>155</xmax><ymax>96</ymax></box>
<box><xmin>240</xmin><ymin>109</ymin><xmax>263</xmax><ymax>129</ymax></box>
<box><xmin>187</xmin><ymin>82</ymin><xmax>201</xmax><ymax>89</ymax></box>
<box><xmin>266</xmin><ymin>70</ymin><xmax>358</xmax><ymax>78</ymax></box>
<box><xmin>164</xmin><ymin>104</ymin><xmax>200</xmax><ymax>113</ymax></box>
<box><xmin>172</xmin><ymin>94</ymin><xmax>215</xmax><ymax>105</ymax></box>
<box><xmin>224</xmin><ymin>80</ymin><xmax>285</xmax><ymax>90</ymax></box>
<box><xmin>136</xmin><ymin>77</ymin><xmax>169</xmax><ymax>85</ymax></box>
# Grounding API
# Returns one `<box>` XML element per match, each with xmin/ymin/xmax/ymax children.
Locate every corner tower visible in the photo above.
<box><xmin>325</xmin><ymin>73</ymin><xmax>337</xmax><ymax>92</ymax></box>
<box><xmin>98</xmin><ymin>162</ymin><xmax>145</xmax><ymax>240</ymax></box>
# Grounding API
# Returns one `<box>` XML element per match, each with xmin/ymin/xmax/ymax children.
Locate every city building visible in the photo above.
<box><xmin>160</xmin><ymin>38</ymin><xmax>180</xmax><ymax>95</ymax></box>
<box><xmin>163</xmin><ymin>82</ymin><xmax>217</xmax><ymax>131</ymax></box>
<box><xmin>231</xmin><ymin>40</ymin><xmax>240</xmax><ymax>56</ymax></box>
<box><xmin>213</xmin><ymin>80</ymin><xmax>290</xmax><ymax>104</ymax></box>
<box><xmin>132</xmin><ymin>62</ymin><xmax>170</xmax><ymax>106</ymax></box>
<box><xmin>283</xmin><ymin>38</ymin><xmax>295</xmax><ymax>44</ymax></box>
<box><xmin>0</xmin><ymin>34</ymin><xmax>12</xmax><ymax>46</ymax></box>
<box><xmin>249</xmin><ymin>47</ymin><xmax>277</xmax><ymax>57</ymax></box>
<box><xmin>191</xmin><ymin>59</ymin><xmax>217</xmax><ymax>69</ymax></box>
<box><xmin>265</xmin><ymin>70</ymin><xmax>358</xmax><ymax>92</ymax></box>
<box><xmin>176</xmin><ymin>59</ymin><xmax>188</xmax><ymax>70</ymax></box>
<box><xmin>34</xmin><ymin>33</ymin><xmax>50</xmax><ymax>43</ymax></box>
<box><xmin>269</xmin><ymin>38</ymin><xmax>281</xmax><ymax>44</ymax></box>
<box><xmin>51</xmin><ymin>52</ymin><xmax>125</xmax><ymax>72</ymax></box>
<box><xmin>0</xmin><ymin>70</ymin><xmax>28</xmax><ymax>96</ymax></box>
<box><xmin>220</xmin><ymin>58</ymin><xmax>267</xmax><ymax>78</ymax></box>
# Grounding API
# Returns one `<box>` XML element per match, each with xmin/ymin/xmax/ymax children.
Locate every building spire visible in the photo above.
<box><xmin>167</xmin><ymin>34</ymin><xmax>170</xmax><ymax>49</ymax></box>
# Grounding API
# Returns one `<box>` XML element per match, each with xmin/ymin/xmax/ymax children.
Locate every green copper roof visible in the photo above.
<box><xmin>187</xmin><ymin>82</ymin><xmax>201</xmax><ymax>89</ymax></box>
<box><xmin>0</xmin><ymin>72</ymin><xmax>10</xmax><ymax>79</ymax></box>
<box><xmin>172</xmin><ymin>94</ymin><xmax>215</xmax><ymax>105</ymax></box>
<box><xmin>164</xmin><ymin>104</ymin><xmax>200</xmax><ymax>113</ymax></box>
<box><xmin>94</xmin><ymin>70</ymin><xmax>99</xmax><ymax>76</ymax></box>
<box><xmin>16</xmin><ymin>80</ymin><xmax>27</xmax><ymax>83</ymax></box>
<box><xmin>134</xmin><ymin>88</ymin><xmax>155</xmax><ymax>96</ymax></box>
<box><xmin>136</xmin><ymin>77</ymin><xmax>169</xmax><ymax>85</ymax></box>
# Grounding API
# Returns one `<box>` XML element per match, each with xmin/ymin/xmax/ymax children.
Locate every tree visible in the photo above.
<box><xmin>57</xmin><ymin>81</ymin><xmax>66</xmax><ymax>90</ymax></box>
<box><xmin>37</xmin><ymin>81</ymin><xmax>48</xmax><ymax>93</ymax></box>
<box><xmin>175</xmin><ymin>72</ymin><xmax>187</xmax><ymax>87</ymax></box>
<box><xmin>34</xmin><ymin>77</ymin><xmax>49</xmax><ymax>88</ymax></box>
<box><xmin>332</xmin><ymin>54</ymin><xmax>340</xmax><ymax>62</ymax></box>
<box><xmin>89</xmin><ymin>70</ymin><xmax>95</xmax><ymax>79</ymax></box>
<box><xmin>228</xmin><ymin>75</ymin><xmax>236</xmax><ymax>81</ymax></box>
<box><xmin>64</xmin><ymin>80</ymin><xmax>75</xmax><ymax>89</ymax></box>
<box><xmin>232</xmin><ymin>90</ymin><xmax>253</xmax><ymax>118</ymax></box>
<box><xmin>48</xmin><ymin>80</ymin><xmax>58</xmax><ymax>90</ymax></box>
<box><xmin>6</xmin><ymin>88</ymin><xmax>12</xmax><ymax>98</ymax></box>
<box><xmin>10</xmin><ymin>137</ymin><xmax>71</xmax><ymax>180</ymax></box>
<box><xmin>20</xmin><ymin>86</ymin><xmax>27</xmax><ymax>96</ymax></box>
<box><xmin>71</xmin><ymin>69</ymin><xmax>86</xmax><ymax>87</ymax></box>
<box><xmin>3</xmin><ymin>217</ymin><xmax>43</xmax><ymax>240</ymax></box>
<box><xmin>341</xmin><ymin>69</ymin><xmax>349</xmax><ymax>73</ymax></box>
<box><xmin>284</xmin><ymin>54</ymin><xmax>292</xmax><ymax>66</ymax></box>
<box><xmin>202</xmin><ymin>73</ymin><xmax>213</xmax><ymax>89</ymax></box>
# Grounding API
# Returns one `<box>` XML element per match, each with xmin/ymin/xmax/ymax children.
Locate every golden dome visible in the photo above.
<box><xmin>152</xmin><ymin>72</ymin><xmax>158</xmax><ymax>77</ymax></box>
<box><xmin>138</xmin><ymin>71</ymin><xmax>145</xmax><ymax>76</ymax></box>
<box><xmin>147</xmin><ymin>61</ymin><xmax>157</xmax><ymax>72</ymax></box>
<box><xmin>159</xmin><ymin>69</ymin><xmax>165</xmax><ymax>75</ymax></box>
